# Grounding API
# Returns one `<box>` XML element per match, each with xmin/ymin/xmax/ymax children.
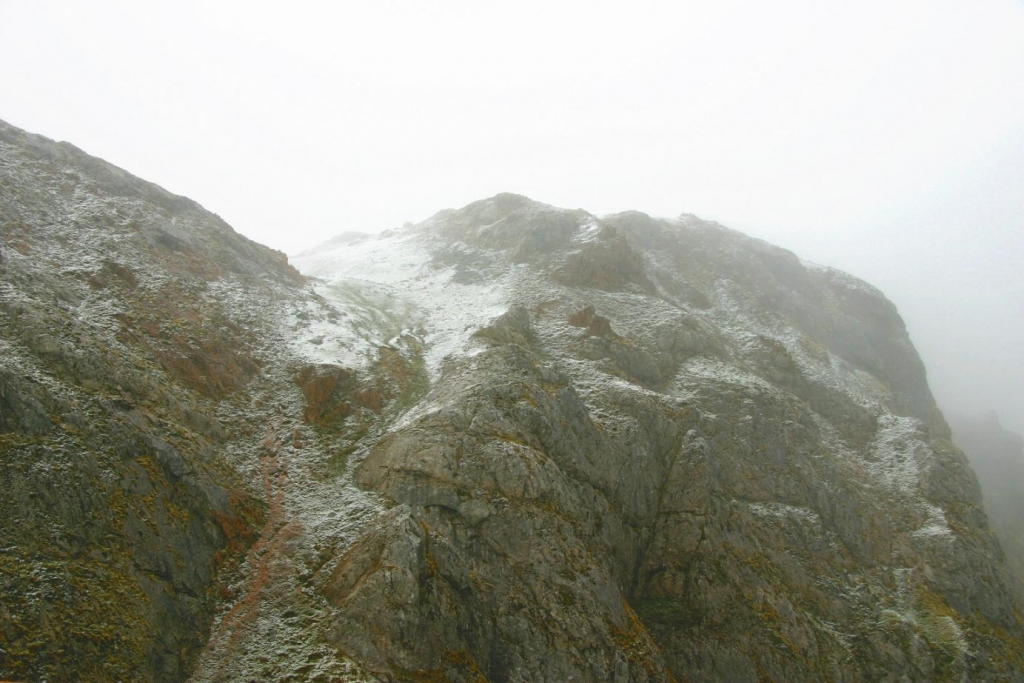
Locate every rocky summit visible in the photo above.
<box><xmin>1</xmin><ymin>119</ymin><xmax>1022</xmax><ymax>682</ymax></box>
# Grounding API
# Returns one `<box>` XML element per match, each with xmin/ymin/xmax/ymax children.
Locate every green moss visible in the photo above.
<box><xmin>912</xmin><ymin>586</ymin><xmax>967</xmax><ymax>682</ymax></box>
<box><xmin>608</xmin><ymin>600</ymin><xmax>666</xmax><ymax>679</ymax></box>
<box><xmin>0</xmin><ymin>553</ymin><xmax>149</xmax><ymax>681</ymax></box>
<box><xmin>879</xmin><ymin>587</ymin><xmax>978</xmax><ymax>681</ymax></box>
<box><xmin>633</xmin><ymin>597</ymin><xmax>701</xmax><ymax>629</ymax></box>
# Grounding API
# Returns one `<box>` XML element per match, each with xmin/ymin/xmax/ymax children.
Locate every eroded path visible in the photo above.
<box><xmin>189</xmin><ymin>286</ymin><xmax>387</xmax><ymax>682</ymax></box>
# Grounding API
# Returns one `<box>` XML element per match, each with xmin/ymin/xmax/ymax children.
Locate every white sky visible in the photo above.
<box><xmin>2</xmin><ymin>0</ymin><xmax>1022</xmax><ymax>435</ymax></box>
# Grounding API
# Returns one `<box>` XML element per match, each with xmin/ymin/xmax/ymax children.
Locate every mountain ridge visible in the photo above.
<box><xmin>2</xmin><ymin>119</ymin><xmax>1022</xmax><ymax>681</ymax></box>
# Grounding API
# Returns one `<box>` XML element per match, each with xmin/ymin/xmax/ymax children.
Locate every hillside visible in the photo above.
<box><xmin>2</xmin><ymin>120</ymin><xmax>1022</xmax><ymax>681</ymax></box>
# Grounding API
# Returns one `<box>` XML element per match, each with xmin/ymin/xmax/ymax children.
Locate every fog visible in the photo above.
<box><xmin>2</xmin><ymin>1</ymin><xmax>1022</xmax><ymax>435</ymax></box>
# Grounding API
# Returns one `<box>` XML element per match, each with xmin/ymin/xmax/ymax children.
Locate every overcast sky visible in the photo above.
<box><xmin>2</xmin><ymin>0</ymin><xmax>1022</xmax><ymax>435</ymax></box>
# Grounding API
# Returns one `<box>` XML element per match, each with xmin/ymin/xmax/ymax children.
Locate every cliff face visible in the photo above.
<box><xmin>290</xmin><ymin>196</ymin><xmax>1024</xmax><ymax>682</ymax></box>
<box><xmin>948</xmin><ymin>413</ymin><xmax>1024</xmax><ymax>588</ymax></box>
<box><xmin>1</xmin><ymin>121</ymin><xmax>1022</xmax><ymax>682</ymax></box>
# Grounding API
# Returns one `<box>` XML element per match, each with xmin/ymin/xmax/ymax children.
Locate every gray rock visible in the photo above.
<box><xmin>4</xmin><ymin>119</ymin><xmax>1024</xmax><ymax>683</ymax></box>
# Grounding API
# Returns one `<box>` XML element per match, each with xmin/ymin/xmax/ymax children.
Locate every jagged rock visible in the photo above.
<box><xmin>0</xmin><ymin>370</ymin><xmax>53</xmax><ymax>435</ymax></box>
<box><xmin>587</xmin><ymin>313</ymin><xmax>613</xmax><ymax>336</ymax></box>
<box><xmin>472</xmin><ymin>305</ymin><xmax>534</xmax><ymax>347</ymax></box>
<box><xmin>294</xmin><ymin>194</ymin><xmax>1024</xmax><ymax>682</ymax></box>
<box><xmin>567</xmin><ymin>304</ymin><xmax>616</xmax><ymax>337</ymax></box>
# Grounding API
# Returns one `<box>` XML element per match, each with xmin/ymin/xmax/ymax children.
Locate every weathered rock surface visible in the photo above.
<box><xmin>295</xmin><ymin>194</ymin><xmax>1024</xmax><ymax>682</ymax></box>
<box><xmin>3</xmin><ymin>122</ymin><xmax>1023</xmax><ymax>683</ymax></box>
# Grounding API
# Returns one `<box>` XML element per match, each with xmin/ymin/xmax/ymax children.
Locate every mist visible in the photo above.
<box><xmin>1</xmin><ymin>0</ymin><xmax>1022</xmax><ymax>434</ymax></box>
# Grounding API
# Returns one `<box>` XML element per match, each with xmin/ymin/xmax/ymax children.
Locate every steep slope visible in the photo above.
<box><xmin>0</xmin><ymin>119</ymin><xmax>388</xmax><ymax>682</ymax></box>
<box><xmin>948</xmin><ymin>413</ymin><xmax>1024</xmax><ymax>588</ymax></box>
<box><xmin>291</xmin><ymin>194</ymin><xmax>1024</xmax><ymax>682</ymax></box>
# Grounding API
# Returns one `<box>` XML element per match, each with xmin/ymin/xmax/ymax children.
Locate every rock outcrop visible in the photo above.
<box><xmin>292</xmin><ymin>194</ymin><xmax>1024</xmax><ymax>682</ymax></box>
<box><xmin>2</xmin><ymin>123</ymin><xmax>1022</xmax><ymax>683</ymax></box>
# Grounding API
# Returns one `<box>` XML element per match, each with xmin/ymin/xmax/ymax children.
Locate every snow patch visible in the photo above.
<box><xmin>292</xmin><ymin>226</ymin><xmax>525</xmax><ymax>379</ymax></box>
<box><xmin>747</xmin><ymin>501</ymin><xmax>821</xmax><ymax>524</ymax></box>
<box><xmin>577</xmin><ymin>220</ymin><xmax>602</xmax><ymax>243</ymax></box>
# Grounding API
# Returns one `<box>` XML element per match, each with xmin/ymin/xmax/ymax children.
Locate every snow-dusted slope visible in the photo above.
<box><xmin>281</xmin><ymin>194</ymin><xmax>1024</xmax><ymax>682</ymax></box>
<box><xmin>0</xmin><ymin>119</ymin><xmax>384</xmax><ymax>682</ymax></box>
<box><xmin>291</xmin><ymin>220</ymin><xmax>529</xmax><ymax>376</ymax></box>
<box><xmin>4</xmin><ymin>113</ymin><xmax>1022</xmax><ymax>682</ymax></box>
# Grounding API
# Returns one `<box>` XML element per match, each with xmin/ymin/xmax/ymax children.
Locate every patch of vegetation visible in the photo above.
<box><xmin>633</xmin><ymin>597</ymin><xmax>702</xmax><ymax>629</ymax></box>
<box><xmin>913</xmin><ymin>586</ymin><xmax>967</xmax><ymax>682</ymax></box>
<box><xmin>0</xmin><ymin>553</ymin><xmax>149</xmax><ymax>681</ymax></box>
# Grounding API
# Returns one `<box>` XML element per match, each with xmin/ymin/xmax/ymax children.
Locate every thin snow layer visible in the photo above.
<box><xmin>289</xmin><ymin>278</ymin><xmax>420</xmax><ymax>369</ymax></box>
<box><xmin>675</xmin><ymin>355</ymin><xmax>779</xmax><ymax>396</ymax></box>
<box><xmin>0</xmin><ymin>153</ymin><xmax>383</xmax><ymax>676</ymax></box>
<box><xmin>578</xmin><ymin>219</ymin><xmax>602</xmax><ymax>242</ymax></box>
<box><xmin>747</xmin><ymin>501</ymin><xmax>822</xmax><ymax>525</ymax></box>
<box><xmin>292</xmin><ymin>226</ymin><xmax>524</xmax><ymax>376</ymax></box>
<box><xmin>804</xmin><ymin>261</ymin><xmax>886</xmax><ymax>299</ymax></box>
<box><xmin>663</xmin><ymin>266</ymin><xmax>956</xmax><ymax>543</ymax></box>
<box><xmin>912</xmin><ymin>503</ymin><xmax>954</xmax><ymax>539</ymax></box>
<box><xmin>191</xmin><ymin>276</ymin><xmax>384</xmax><ymax>682</ymax></box>
<box><xmin>707</xmin><ymin>278</ymin><xmax>888</xmax><ymax>413</ymax></box>
<box><xmin>857</xmin><ymin>414</ymin><xmax>953</xmax><ymax>540</ymax></box>
<box><xmin>867</xmin><ymin>414</ymin><xmax>928</xmax><ymax>494</ymax></box>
